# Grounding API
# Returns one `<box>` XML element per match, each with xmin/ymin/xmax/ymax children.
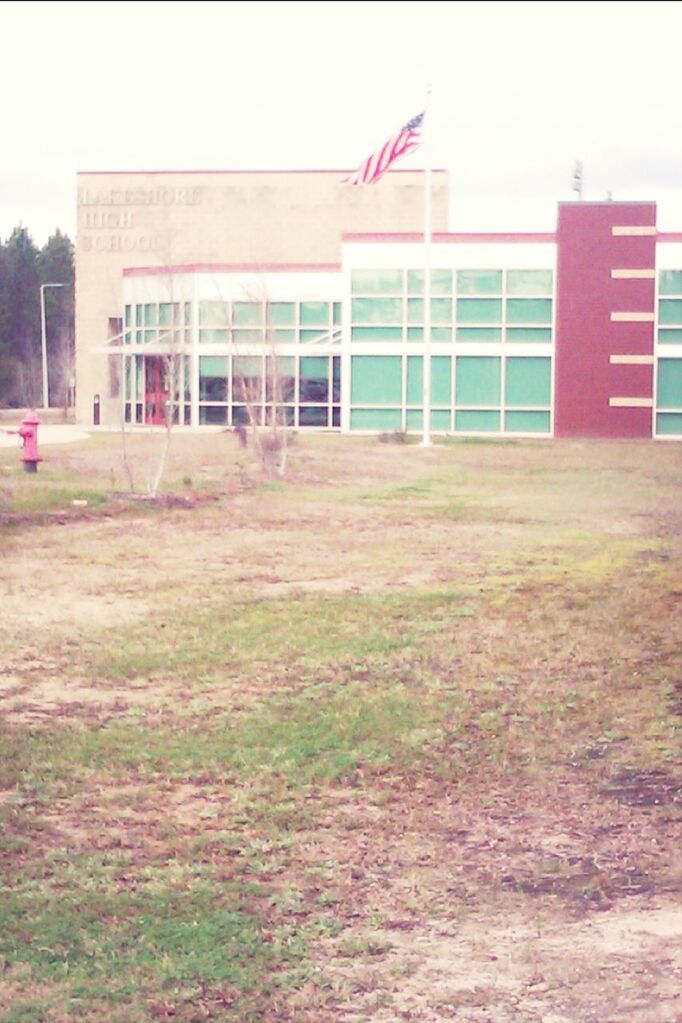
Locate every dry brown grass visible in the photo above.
<box><xmin>0</xmin><ymin>432</ymin><xmax>680</xmax><ymax>1022</ymax></box>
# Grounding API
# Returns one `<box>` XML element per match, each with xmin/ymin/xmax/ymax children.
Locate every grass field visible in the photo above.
<box><xmin>1</xmin><ymin>430</ymin><xmax>680</xmax><ymax>1022</ymax></box>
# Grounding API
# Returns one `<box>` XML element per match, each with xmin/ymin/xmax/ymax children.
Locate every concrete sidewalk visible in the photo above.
<box><xmin>0</xmin><ymin>424</ymin><xmax>92</xmax><ymax>449</ymax></box>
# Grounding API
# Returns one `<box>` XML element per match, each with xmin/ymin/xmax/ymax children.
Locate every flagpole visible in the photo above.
<box><xmin>421</xmin><ymin>84</ymin><xmax>433</xmax><ymax>447</ymax></box>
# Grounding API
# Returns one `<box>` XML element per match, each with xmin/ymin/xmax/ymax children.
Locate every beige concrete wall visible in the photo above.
<box><xmin>75</xmin><ymin>170</ymin><xmax>448</xmax><ymax>424</ymax></box>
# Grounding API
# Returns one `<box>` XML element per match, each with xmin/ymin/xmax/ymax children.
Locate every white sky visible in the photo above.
<box><xmin>2</xmin><ymin>0</ymin><xmax>681</xmax><ymax>244</ymax></box>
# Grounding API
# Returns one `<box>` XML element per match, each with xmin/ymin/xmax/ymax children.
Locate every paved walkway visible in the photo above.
<box><xmin>0</xmin><ymin>424</ymin><xmax>92</xmax><ymax>449</ymax></box>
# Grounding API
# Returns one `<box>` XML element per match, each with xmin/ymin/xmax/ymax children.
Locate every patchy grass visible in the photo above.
<box><xmin>1</xmin><ymin>432</ymin><xmax>681</xmax><ymax>1021</ymax></box>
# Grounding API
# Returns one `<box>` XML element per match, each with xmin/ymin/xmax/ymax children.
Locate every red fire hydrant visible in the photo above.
<box><xmin>11</xmin><ymin>411</ymin><xmax>42</xmax><ymax>473</ymax></box>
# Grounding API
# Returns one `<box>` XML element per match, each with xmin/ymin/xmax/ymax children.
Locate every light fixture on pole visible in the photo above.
<box><xmin>40</xmin><ymin>282</ymin><xmax>66</xmax><ymax>409</ymax></box>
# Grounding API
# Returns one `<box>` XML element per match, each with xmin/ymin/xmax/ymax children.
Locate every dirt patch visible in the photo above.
<box><xmin>346</xmin><ymin>901</ymin><xmax>682</xmax><ymax>1023</ymax></box>
<box><xmin>0</xmin><ymin>674</ymin><xmax>166</xmax><ymax>724</ymax></box>
<box><xmin>2</xmin><ymin>435</ymin><xmax>682</xmax><ymax>1021</ymax></box>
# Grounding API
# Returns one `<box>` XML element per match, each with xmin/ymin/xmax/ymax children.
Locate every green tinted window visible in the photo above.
<box><xmin>455</xmin><ymin>410</ymin><xmax>500</xmax><ymax>431</ymax></box>
<box><xmin>233</xmin><ymin>330</ymin><xmax>263</xmax><ymax>343</ymax></box>
<box><xmin>351</xmin><ymin>408</ymin><xmax>402</xmax><ymax>430</ymax></box>
<box><xmin>456</xmin><ymin>327</ymin><xmax>502</xmax><ymax>342</ymax></box>
<box><xmin>333</xmin><ymin>356</ymin><xmax>341</xmax><ymax>388</ymax></box>
<box><xmin>505</xmin><ymin>411</ymin><xmax>551</xmax><ymax>433</ymax></box>
<box><xmin>657</xmin><ymin>359</ymin><xmax>682</xmax><ymax>408</ymax></box>
<box><xmin>300</xmin><ymin>357</ymin><xmax>328</xmax><ymax>402</ymax></box>
<box><xmin>199</xmin><ymin>329</ymin><xmax>229</xmax><ymax>343</ymax></box>
<box><xmin>199</xmin><ymin>356</ymin><xmax>228</xmax><ymax>402</ymax></box>
<box><xmin>268</xmin><ymin>302</ymin><xmax>295</xmax><ymax>325</ymax></box>
<box><xmin>352</xmin><ymin>298</ymin><xmax>403</xmax><ymax>323</ymax></box>
<box><xmin>656</xmin><ymin>412</ymin><xmax>682</xmax><ymax>435</ymax></box>
<box><xmin>457</xmin><ymin>299</ymin><xmax>502</xmax><ymax>324</ymax></box>
<box><xmin>506</xmin><ymin>270</ymin><xmax>553</xmax><ymax>295</ymax></box>
<box><xmin>184</xmin><ymin>355</ymin><xmax>191</xmax><ymax>401</ymax></box>
<box><xmin>431</xmin><ymin>356</ymin><xmax>451</xmax><ymax>404</ymax></box>
<box><xmin>333</xmin><ymin>302</ymin><xmax>342</xmax><ymax>325</ymax></box>
<box><xmin>457</xmin><ymin>270</ymin><xmax>502</xmax><ymax>295</ymax></box>
<box><xmin>300</xmin><ymin>356</ymin><xmax>329</xmax><ymax>380</ymax></box>
<box><xmin>426</xmin><ymin>411</ymin><xmax>450</xmax><ymax>430</ymax></box>
<box><xmin>406</xmin><ymin>357</ymin><xmax>422</xmax><ymax>404</ymax></box>
<box><xmin>456</xmin><ymin>357</ymin><xmax>501</xmax><ymax>405</ymax></box>
<box><xmin>143</xmin><ymin>304</ymin><xmax>157</xmax><ymax>327</ymax></box>
<box><xmin>506</xmin><ymin>328</ymin><xmax>552</xmax><ymax>343</ymax></box>
<box><xmin>232</xmin><ymin>357</ymin><xmax>262</xmax><ymax>402</ymax></box>
<box><xmin>505</xmin><ymin>357</ymin><xmax>551</xmax><ymax>406</ymax></box>
<box><xmin>274</xmin><ymin>356</ymin><xmax>295</xmax><ymax>375</ymax></box>
<box><xmin>299</xmin><ymin>407</ymin><xmax>329</xmax><ymax>426</ymax></box>
<box><xmin>300</xmin><ymin>302</ymin><xmax>329</xmax><ymax>325</ymax></box>
<box><xmin>300</xmin><ymin>330</ymin><xmax>330</xmax><ymax>343</ymax></box>
<box><xmin>233</xmin><ymin>302</ymin><xmax>263</xmax><ymax>326</ymax></box>
<box><xmin>659</xmin><ymin>299</ymin><xmax>682</xmax><ymax>325</ymax></box>
<box><xmin>658</xmin><ymin>328</ymin><xmax>682</xmax><ymax>344</ymax></box>
<box><xmin>407</xmin><ymin>269</ymin><xmax>453</xmax><ymax>295</ymax></box>
<box><xmin>351</xmin><ymin>269</ymin><xmax>403</xmax><ymax>293</ymax></box>
<box><xmin>406</xmin><ymin>356</ymin><xmax>451</xmax><ymax>405</ymax></box>
<box><xmin>124</xmin><ymin>305</ymin><xmax>131</xmax><ymax>327</ymax></box>
<box><xmin>233</xmin><ymin>356</ymin><xmax>262</xmax><ymax>377</ymax></box>
<box><xmin>351</xmin><ymin>355</ymin><xmax>402</xmax><ymax>404</ymax></box>
<box><xmin>199</xmin><ymin>301</ymin><xmax>229</xmax><ymax>326</ymax></box>
<box><xmin>407</xmin><ymin>299</ymin><xmax>452</xmax><ymax>324</ymax></box>
<box><xmin>659</xmin><ymin>271</ymin><xmax>682</xmax><ymax>295</ymax></box>
<box><xmin>407</xmin><ymin>328</ymin><xmax>451</xmax><ymax>341</ymax></box>
<box><xmin>158</xmin><ymin>303</ymin><xmax>173</xmax><ymax>326</ymax></box>
<box><xmin>199</xmin><ymin>357</ymin><xmax>228</xmax><ymax>377</ymax></box>
<box><xmin>506</xmin><ymin>299</ymin><xmax>552</xmax><ymax>324</ymax></box>
<box><xmin>351</xmin><ymin>327</ymin><xmax>403</xmax><ymax>341</ymax></box>
<box><xmin>406</xmin><ymin>410</ymin><xmax>452</xmax><ymax>431</ymax></box>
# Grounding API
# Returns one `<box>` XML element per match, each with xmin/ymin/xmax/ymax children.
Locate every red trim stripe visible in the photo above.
<box><xmin>123</xmin><ymin>262</ymin><xmax>341</xmax><ymax>276</ymax></box>
<box><xmin>342</xmin><ymin>232</ymin><xmax>557</xmax><ymax>243</ymax></box>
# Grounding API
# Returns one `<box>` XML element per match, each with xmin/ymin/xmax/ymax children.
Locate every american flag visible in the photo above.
<box><xmin>344</xmin><ymin>112</ymin><xmax>424</xmax><ymax>185</ymax></box>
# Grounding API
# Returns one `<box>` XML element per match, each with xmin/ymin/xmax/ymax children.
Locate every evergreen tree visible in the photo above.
<box><xmin>1</xmin><ymin>227</ymin><xmax>41</xmax><ymax>406</ymax></box>
<box><xmin>0</xmin><ymin>239</ymin><xmax>15</xmax><ymax>403</ymax></box>
<box><xmin>0</xmin><ymin>226</ymin><xmax>74</xmax><ymax>408</ymax></box>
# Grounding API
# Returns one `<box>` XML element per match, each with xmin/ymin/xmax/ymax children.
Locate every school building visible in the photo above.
<box><xmin>75</xmin><ymin>170</ymin><xmax>682</xmax><ymax>439</ymax></box>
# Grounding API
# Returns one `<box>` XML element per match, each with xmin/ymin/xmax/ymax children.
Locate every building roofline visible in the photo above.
<box><xmin>557</xmin><ymin>200</ymin><xmax>656</xmax><ymax>207</ymax></box>
<box><xmin>77</xmin><ymin>168</ymin><xmax>447</xmax><ymax>177</ymax></box>
<box><xmin>342</xmin><ymin>232</ymin><xmax>557</xmax><ymax>243</ymax></box>
<box><xmin>122</xmin><ymin>262</ymin><xmax>342</xmax><ymax>277</ymax></box>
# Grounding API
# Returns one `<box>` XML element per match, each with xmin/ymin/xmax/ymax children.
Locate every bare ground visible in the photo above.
<box><xmin>1</xmin><ymin>433</ymin><xmax>681</xmax><ymax>1021</ymax></box>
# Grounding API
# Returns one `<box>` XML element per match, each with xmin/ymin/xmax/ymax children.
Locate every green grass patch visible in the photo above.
<box><xmin>0</xmin><ymin>878</ymin><xmax>291</xmax><ymax>1010</ymax></box>
<box><xmin>2</xmin><ymin>434</ymin><xmax>681</xmax><ymax>1021</ymax></box>
<box><xmin>83</xmin><ymin>587</ymin><xmax>472</xmax><ymax>684</ymax></box>
<box><xmin>0</xmin><ymin>681</ymin><xmax>460</xmax><ymax>797</ymax></box>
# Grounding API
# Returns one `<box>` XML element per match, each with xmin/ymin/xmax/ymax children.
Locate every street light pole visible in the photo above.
<box><xmin>40</xmin><ymin>282</ymin><xmax>65</xmax><ymax>409</ymax></box>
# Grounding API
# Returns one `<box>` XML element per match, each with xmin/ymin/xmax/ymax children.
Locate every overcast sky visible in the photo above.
<box><xmin>2</xmin><ymin>0</ymin><xmax>681</xmax><ymax>244</ymax></box>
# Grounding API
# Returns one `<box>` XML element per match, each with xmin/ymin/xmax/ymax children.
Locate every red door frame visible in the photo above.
<box><xmin>144</xmin><ymin>357</ymin><xmax>169</xmax><ymax>425</ymax></box>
